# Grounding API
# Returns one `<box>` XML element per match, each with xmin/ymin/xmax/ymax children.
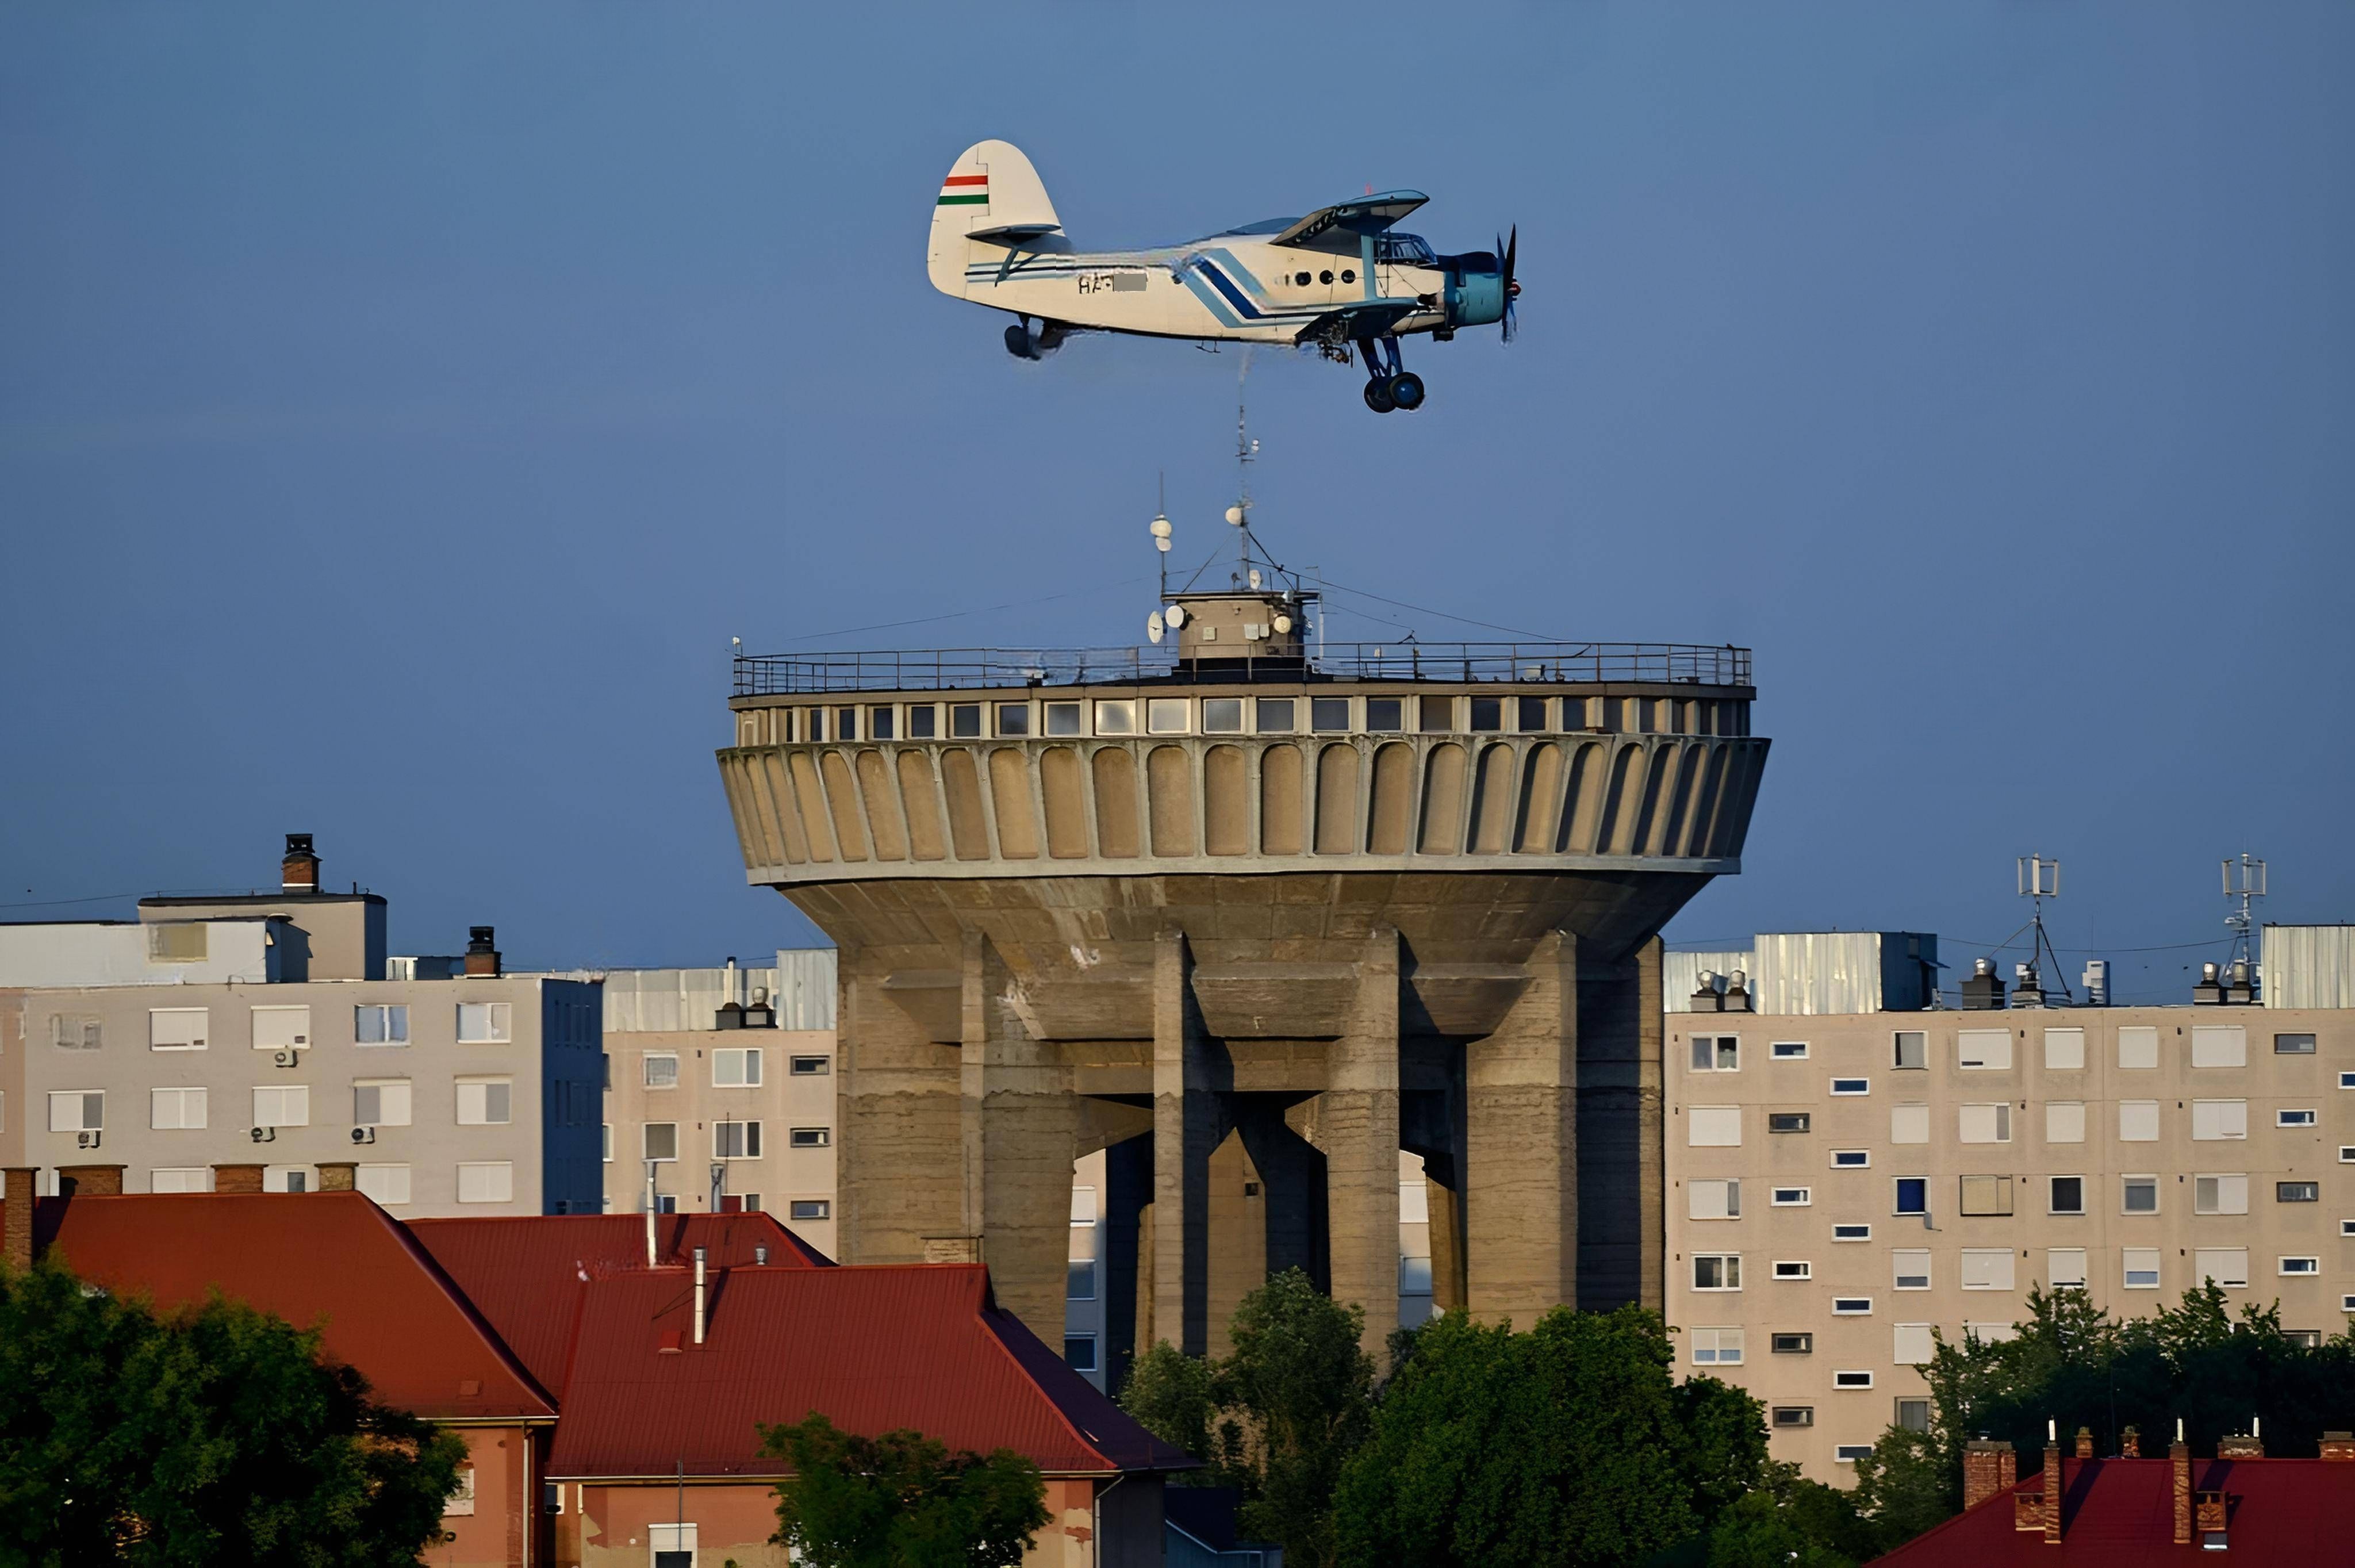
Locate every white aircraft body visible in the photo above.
<box><xmin>926</xmin><ymin>140</ymin><xmax>1516</xmax><ymax>413</ymax></box>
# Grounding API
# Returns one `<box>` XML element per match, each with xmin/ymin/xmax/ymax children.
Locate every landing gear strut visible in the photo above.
<box><xmin>1355</xmin><ymin>333</ymin><xmax>1425</xmax><ymax>413</ymax></box>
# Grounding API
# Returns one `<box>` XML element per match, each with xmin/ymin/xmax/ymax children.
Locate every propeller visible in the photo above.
<box><xmin>1498</xmin><ymin>225</ymin><xmax>1519</xmax><ymax>343</ymax></box>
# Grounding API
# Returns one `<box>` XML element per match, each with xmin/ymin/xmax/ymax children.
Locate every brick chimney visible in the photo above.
<box><xmin>282</xmin><ymin>833</ymin><xmax>320</xmax><ymax>894</ymax></box>
<box><xmin>2322</xmin><ymin>1432</ymin><xmax>2355</xmax><ymax>1462</ymax></box>
<box><xmin>464</xmin><ymin>926</ymin><xmax>501</xmax><ymax>977</ymax></box>
<box><xmin>2121</xmin><ymin>1425</ymin><xmax>2140</xmax><ymax>1459</ymax></box>
<box><xmin>1965</xmin><ymin>1440</ymin><xmax>2018</xmax><ymax>1510</ymax></box>
<box><xmin>2043</xmin><ymin>1435</ymin><xmax>2063</xmax><ymax>1546</ymax></box>
<box><xmin>2218</xmin><ymin>1430</ymin><xmax>2264</xmax><ymax>1459</ymax></box>
<box><xmin>3</xmin><ymin>1168</ymin><xmax>35</xmax><ymax>1273</ymax></box>
<box><xmin>316</xmin><ymin>1162</ymin><xmax>357</xmax><ymax>1193</ymax></box>
<box><xmin>57</xmin><ymin>1164</ymin><xmax>125</xmax><ymax>1197</ymax></box>
<box><xmin>212</xmin><ymin>1163</ymin><xmax>265</xmax><ymax>1194</ymax></box>
<box><xmin>2075</xmin><ymin>1425</ymin><xmax>2095</xmax><ymax>1459</ymax></box>
<box><xmin>2172</xmin><ymin>1435</ymin><xmax>2192</xmax><ymax>1546</ymax></box>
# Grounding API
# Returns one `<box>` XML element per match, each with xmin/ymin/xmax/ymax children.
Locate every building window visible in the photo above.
<box><xmin>2187</xmin><ymin>1174</ymin><xmax>2247</xmax><ymax>1214</ymax></box>
<box><xmin>1418</xmin><ymin>695</ymin><xmax>1454</xmax><ymax>732</ymax></box>
<box><xmin>353</xmin><ymin>1081</ymin><xmax>412</xmax><ymax>1128</ymax></box>
<box><xmin>1690</xmin><ymin>1327</ymin><xmax>1744</xmax><ymax>1365</ymax></box>
<box><xmin>252</xmin><ymin>1085</ymin><xmax>309</xmax><ymax>1129</ymax></box>
<box><xmin>644</xmin><ymin>1054</ymin><xmax>679</xmax><ymax>1088</ymax></box>
<box><xmin>1834</xmin><ymin>1444</ymin><xmax>1873</xmax><ymax>1464</ymax></box>
<box><xmin>1831</xmin><ymin>1297</ymin><xmax>1873</xmax><ymax>1316</ymax></box>
<box><xmin>643</xmin><ymin>1123</ymin><xmax>678</xmax><ymax>1162</ymax></box>
<box><xmin>149</xmin><ymin>1087</ymin><xmax>208</xmax><ymax>1130</ymax></box>
<box><xmin>949</xmin><ymin>704</ymin><xmax>983</xmax><ymax>738</ymax></box>
<box><xmin>1767</xmin><ymin>1112</ymin><xmax>1811</xmax><ymax>1134</ymax></box>
<box><xmin>1772</xmin><ymin>1260</ymin><xmax>1812</xmax><ymax>1281</ymax></box>
<box><xmin>1042</xmin><ymin>701</ymin><xmax>1081</xmax><ymax>736</ymax></box>
<box><xmin>1202</xmin><ymin>697</ymin><xmax>1245</xmax><ymax>734</ymax></box>
<box><xmin>1515</xmin><ymin>695</ymin><xmax>1551</xmax><ymax>732</ymax></box>
<box><xmin>1088</xmin><ymin>700</ymin><xmax>1134</xmax><ymax>736</ymax></box>
<box><xmin>1958</xmin><ymin>1102</ymin><xmax>2012</xmax><ymax>1143</ymax></box>
<box><xmin>2279</xmin><ymin>1109</ymin><xmax>2318</xmax><ymax>1128</ymax></box>
<box><xmin>456</xmin><ymin>1003</ymin><xmax>511</xmax><ymax>1044</ymax></box>
<box><xmin>1832</xmin><ymin>1224</ymin><xmax>1871</xmax><ymax>1241</ymax></box>
<box><xmin>1364</xmin><ymin>697</ymin><xmax>1403</xmax><ymax>733</ymax></box>
<box><xmin>715</xmin><ymin>1048</ymin><xmax>763</xmax><ymax>1087</ymax></box>
<box><xmin>1893</xmin><ymin>1178</ymin><xmax>1927</xmax><ymax>1216</ymax></box>
<box><xmin>1063</xmin><ymin>1336</ymin><xmax>1098</xmax><ymax>1373</ymax></box>
<box><xmin>2193</xmin><ymin>1248</ymin><xmax>2250</xmax><ymax>1289</ymax></box>
<box><xmin>251</xmin><ymin>1006</ymin><xmax>310</xmax><ymax>1051</ymax></box>
<box><xmin>1770</xmin><ymin>1186</ymin><xmax>1811</xmax><ymax>1207</ymax></box>
<box><xmin>1890</xmin><ymin>1103</ymin><xmax>1930</xmax><ymax>1144</ymax></box>
<box><xmin>2280</xmin><ymin>1256</ymin><xmax>2321</xmax><ymax>1276</ymax></box>
<box><xmin>149</xmin><ymin>1168</ymin><xmax>207</xmax><ymax>1193</ymax></box>
<box><xmin>2339</xmin><ymin>1072</ymin><xmax>2355</xmax><ymax>1090</ymax></box>
<box><xmin>2045</xmin><ymin>1101</ymin><xmax>2086</xmax><ymax>1143</ymax></box>
<box><xmin>1686</xmin><ymin>1106</ymin><xmax>1741</xmax><ymax>1147</ymax></box>
<box><xmin>2123</xmin><ymin>1175</ymin><xmax>2160</xmax><ymax>1213</ymax></box>
<box><xmin>2277</xmin><ymin>1181</ymin><xmax>2319</xmax><ymax>1203</ymax></box>
<box><xmin>904</xmin><ymin>704</ymin><xmax>938</xmax><ymax>739</ymax></box>
<box><xmin>1892</xmin><ymin>1250</ymin><xmax>1931</xmax><ymax>1290</ymax></box>
<box><xmin>1688</xmin><ymin>1179</ymin><xmax>1740</xmax><ymax>1220</ymax></box>
<box><xmin>1892</xmin><ymin>1032</ymin><xmax>1926</xmax><ymax>1071</ymax></box>
<box><xmin>715</xmin><ymin>1121</ymin><xmax>763</xmax><ymax>1159</ymax></box>
<box><xmin>1834</xmin><ymin>1370</ymin><xmax>1874</xmax><ymax>1390</ymax></box>
<box><xmin>1957</xmin><ymin>1029</ymin><xmax>2011</xmax><ymax>1070</ymax></box>
<box><xmin>1067</xmin><ymin>1260</ymin><xmax>1097</xmax><ymax>1301</ymax></box>
<box><xmin>2043</xmin><ymin>1028</ymin><xmax>2085</xmax><ymax>1070</ymax></box>
<box><xmin>1831</xmin><ymin>1149</ymin><xmax>1870</xmax><ymax>1168</ymax></box>
<box><xmin>1770</xmin><ymin>1406</ymin><xmax>1814</xmax><ymax>1428</ymax></box>
<box><xmin>789</xmin><ymin>1126</ymin><xmax>831</xmax><ymax>1149</ymax></box>
<box><xmin>1690</xmin><ymin>1036</ymin><xmax>1739</xmax><ymax>1072</ymax></box>
<box><xmin>1692</xmin><ymin>1255</ymin><xmax>1741</xmax><ymax>1291</ymax></box>
<box><xmin>49</xmin><ymin>1090</ymin><xmax>103</xmax><ymax>1133</ymax></box>
<box><xmin>2275</xmin><ymin>1033</ymin><xmax>2316</xmax><ymax>1055</ymax></box>
<box><xmin>1894</xmin><ymin>1323</ymin><xmax>1934</xmax><ymax>1364</ymax></box>
<box><xmin>602</xmin><ymin>1124</ymin><xmax>612</xmax><ymax>1162</ymax></box>
<box><xmin>1146</xmin><ymin>698</ymin><xmax>1191</xmax><ymax>734</ymax></box>
<box><xmin>1896</xmin><ymin>1398</ymin><xmax>1932</xmax><ymax>1433</ymax></box>
<box><xmin>602</xmin><ymin>1053</ymin><xmax>611</xmax><ymax>1090</ymax></box>
<box><xmin>2049</xmin><ymin>1248</ymin><xmax>2088</xmax><ymax>1290</ymax></box>
<box><xmin>455</xmin><ymin>1080</ymin><xmax>512</xmax><ymax>1126</ymax></box>
<box><xmin>994</xmin><ymin>703</ymin><xmax>1030</xmax><ymax>737</ymax></box>
<box><xmin>2189</xmin><ymin>1025</ymin><xmax>2247</xmax><ymax>1068</ymax></box>
<box><xmin>2190</xmin><ymin>1100</ymin><xmax>2249</xmax><ymax>1139</ymax></box>
<box><xmin>1961</xmin><ymin>1248</ymin><xmax>2016</xmax><ymax>1291</ymax></box>
<box><xmin>2119</xmin><ymin>1100</ymin><xmax>2161</xmax><ymax>1141</ymax></box>
<box><xmin>2049</xmin><ymin>1176</ymin><xmax>2084</xmax><ymax>1214</ymax></box>
<box><xmin>50</xmin><ymin>1014</ymin><xmax>102</xmax><ymax>1051</ymax></box>
<box><xmin>2123</xmin><ymin>1248</ymin><xmax>2162</xmax><ymax>1289</ymax></box>
<box><xmin>1771</xmin><ymin>1041</ymin><xmax>1809</xmax><ymax>1060</ymax></box>
<box><xmin>2118</xmin><ymin>1026</ymin><xmax>2159</xmax><ymax>1070</ymax></box>
<box><xmin>1770</xmin><ymin>1333</ymin><xmax>1812</xmax><ymax>1355</ymax></box>
<box><xmin>1830</xmin><ymin>1078</ymin><xmax>1869</xmax><ymax>1097</ymax></box>
<box><xmin>1254</xmin><ymin>697</ymin><xmax>1297</xmax><ymax>733</ymax></box>
<box><xmin>1959</xmin><ymin>1175</ymin><xmax>2015</xmax><ymax>1217</ymax></box>
<box><xmin>790</xmin><ymin>1199</ymin><xmax>830</xmax><ymax>1221</ymax></box>
<box><xmin>149</xmin><ymin>1009</ymin><xmax>207</xmax><ymax>1051</ymax></box>
<box><xmin>456</xmin><ymin>1163</ymin><xmax>512</xmax><ymax>1205</ymax></box>
<box><xmin>1310</xmin><ymin>696</ymin><xmax>1351</xmax><ymax>732</ymax></box>
<box><xmin>1468</xmin><ymin>697</ymin><xmax>1502</xmax><ymax>732</ymax></box>
<box><xmin>356</xmin><ymin>1164</ymin><xmax>411</xmax><ymax>1205</ymax></box>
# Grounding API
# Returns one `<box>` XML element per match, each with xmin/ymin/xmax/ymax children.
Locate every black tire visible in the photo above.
<box><xmin>1388</xmin><ymin>371</ymin><xmax>1426</xmax><ymax>411</ymax></box>
<box><xmin>1004</xmin><ymin>324</ymin><xmax>1037</xmax><ymax>360</ymax></box>
<box><xmin>1363</xmin><ymin>379</ymin><xmax>1397</xmax><ymax>413</ymax></box>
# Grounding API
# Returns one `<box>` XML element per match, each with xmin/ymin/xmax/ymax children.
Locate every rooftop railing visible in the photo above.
<box><xmin>732</xmin><ymin>642</ymin><xmax>1752</xmax><ymax>697</ymax></box>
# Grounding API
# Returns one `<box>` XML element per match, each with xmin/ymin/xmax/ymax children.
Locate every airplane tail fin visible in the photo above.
<box><xmin>927</xmin><ymin>140</ymin><xmax>1065</xmax><ymax>297</ymax></box>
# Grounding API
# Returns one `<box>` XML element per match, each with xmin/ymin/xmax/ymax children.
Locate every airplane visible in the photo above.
<box><xmin>926</xmin><ymin>140</ymin><xmax>1517</xmax><ymax>413</ymax></box>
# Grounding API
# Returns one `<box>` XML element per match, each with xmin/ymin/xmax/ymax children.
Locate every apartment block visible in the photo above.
<box><xmin>0</xmin><ymin>836</ymin><xmax>603</xmax><ymax>1215</ymax></box>
<box><xmin>1664</xmin><ymin>927</ymin><xmax>2354</xmax><ymax>1482</ymax></box>
<box><xmin>597</xmin><ymin>953</ymin><xmax>838</xmax><ymax>1256</ymax></box>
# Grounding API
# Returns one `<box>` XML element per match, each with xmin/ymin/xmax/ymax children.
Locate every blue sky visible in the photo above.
<box><xmin>3</xmin><ymin>3</ymin><xmax>2349</xmax><ymax>1000</ymax></box>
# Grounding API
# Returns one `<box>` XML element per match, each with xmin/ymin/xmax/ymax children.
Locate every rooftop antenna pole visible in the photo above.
<box><xmin>1226</xmin><ymin>354</ymin><xmax>1260</xmax><ymax>587</ymax></box>
<box><xmin>2017</xmin><ymin>854</ymin><xmax>2073</xmax><ymax>1003</ymax></box>
<box><xmin>2222</xmin><ymin>853</ymin><xmax>2266</xmax><ymax>971</ymax></box>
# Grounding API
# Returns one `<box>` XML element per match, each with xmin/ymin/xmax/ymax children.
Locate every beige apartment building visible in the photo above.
<box><xmin>597</xmin><ymin>953</ymin><xmax>839</xmax><ymax>1257</ymax></box>
<box><xmin>1663</xmin><ymin>927</ymin><xmax>2355</xmax><ymax>1482</ymax></box>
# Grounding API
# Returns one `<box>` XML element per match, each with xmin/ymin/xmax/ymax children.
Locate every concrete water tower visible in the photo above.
<box><xmin>714</xmin><ymin>518</ymin><xmax>1767</xmax><ymax>1375</ymax></box>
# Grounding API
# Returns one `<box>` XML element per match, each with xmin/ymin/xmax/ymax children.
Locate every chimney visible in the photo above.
<box><xmin>1964</xmin><ymin>1440</ymin><xmax>2017</xmax><ymax>1510</ymax></box>
<box><xmin>2172</xmin><ymin>1429</ymin><xmax>2193</xmax><ymax>1546</ymax></box>
<box><xmin>1962</xmin><ymin>956</ymin><xmax>2008</xmax><ymax>1010</ymax></box>
<box><xmin>2218</xmin><ymin>1428</ymin><xmax>2264</xmax><ymax>1459</ymax></box>
<box><xmin>692</xmin><ymin>1246</ymin><xmax>708</xmax><ymax>1346</ymax></box>
<box><xmin>4</xmin><ymin>1167</ymin><xmax>36</xmax><ymax>1274</ymax></box>
<box><xmin>2043</xmin><ymin>1428</ymin><xmax>2063</xmax><ymax>1546</ymax></box>
<box><xmin>2121</xmin><ymin>1425</ymin><xmax>2140</xmax><ymax>1459</ymax></box>
<box><xmin>281</xmin><ymin>833</ymin><xmax>320</xmax><ymax>894</ymax></box>
<box><xmin>1689</xmin><ymin>972</ymin><xmax>1724</xmax><ymax>1013</ymax></box>
<box><xmin>644</xmin><ymin>1167</ymin><xmax>659</xmax><ymax>1266</ymax></box>
<box><xmin>1721</xmin><ymin>968</ymin><xmax>1752</xmax><ymax>1013</ymax></box>
<box><xmin>212</xmin><ymin>1163</ymin><xmax>265</xmax><ymax>1194</ymax></box>
<box><xmin>316</xmin><ymin>1161</ymin><xmax>356</xmax><ymax>1193</ymax></box>
<box><xmin>2012</xmin><ymin>961</ymin><xmax>2046</xmax><ymax>1010</ymax></box>
<box><xmin>464</xmin><ymin>926</ymin><xmax>501</xmax><ymax>978</ymax></box>
<box><xmin>2076</xmin><ymin>1425</ymin><xmax>2095</xmax><ymax>1460</ymax></box>
<box><xmin>2320</xmin><ymin>1431</ymin><xmax>2355</xmax><ymax>1462</ymax></box>
<box><xmin>744</xmin><ymin>986</ymin><xmax>774</xmax><ymax>1029</ymax></box>
<box><xmin>2195</xmin><ymin>961</ymin><xmax>2226</xmax><ymax>1005</ymax></box>
<box><xmin>57</xmin><ymin>1164</ymin><xmax>125</xmax><ymax>1198</ymax></box>
<box><xmin>2224</xmin><ymin>958</ymin><xmax>2257</xmax><ymax>1005</ymax></box>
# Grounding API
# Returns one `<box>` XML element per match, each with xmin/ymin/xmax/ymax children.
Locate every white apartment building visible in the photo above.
<box><xmin>1664</xmin><ymin>927</ymin><xmax>2355</xmax><ymax>1482</ymax></box>
<box><xmin>0</xmin><ymin>836</ymin><xmax>603</xmax><ymax>1215</ymax></box>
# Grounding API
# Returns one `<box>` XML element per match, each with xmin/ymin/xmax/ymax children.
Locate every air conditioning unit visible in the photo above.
<box><xmin>249</xmin><ymin>1125</ymin><xmax>277</xmax><ymax>1144</ymax></box>
<box><xmin>273</xmin><ymin>1049</ymin><xmax>297</xmax><ymax>1068</ymax></box>
<box><xmin>75</xmin><ymin>1130</ymin><xmax>101</xmax><ymax>1150</ymax></box>
<box><xmin>350</xmin><ymin>1125</ymin><xmax>376</xmax><ymax>1145</ymax></box>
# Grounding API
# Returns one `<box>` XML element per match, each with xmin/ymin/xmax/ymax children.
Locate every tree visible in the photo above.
<box><xmin>1118</xmin><ymin>1340</ymin><xmax>1242</xmax><ymax>1488</ymax></box>
<box><xmin>1218</xmin><ymin>1269</ymin><xmax>1375</xmax><ymax>1567</ymax></box>
<box><xmin>1334</xmin><ymin>1304</ymin><xmax>1770</xmax><ymax>1568</ymax></box>
<box><xmin>760</xmin><ymin>1412</ymin><xmax>1049</xmax><ymax>1568</ymax></box>
<box><xmin>0</xmin><ymin>1255</ymin><xmax>467</xmax><ymax>1565</ymax></box>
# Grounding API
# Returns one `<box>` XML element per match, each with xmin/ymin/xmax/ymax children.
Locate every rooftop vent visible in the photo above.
<box><xmin>1960</xmin><ymin>956</ymin><xmax>2007</xmax><ymax>1011</ymax></box>
<box><xmin>464</xmin><ymin>926</ymin><xmax>501</xmax><ymax>978</ymax></box>
<box><xmin>282</xmin><ymin>833</ymin><xmax>319</xmax><ymax>894</ymax></box>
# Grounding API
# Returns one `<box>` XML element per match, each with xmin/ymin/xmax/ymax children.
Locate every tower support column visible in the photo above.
<box><xmin>961</xmin><ymin>931</ymin><xmax>1081</xmax><ymax>1345</ymax></box>
<box><xmin>1466</xmin><ymin>929</ymin><xmax>1578</xmax><ymax>1324</ymax></box>
<box><xmin>1152</xmin><ymin>931</ymin><xmax>1225</xmax><ymax>1355</ymax></box>
<box><xmin>1575</xmin><ymin>936</ymin><xmax>1666</xmax><ymax>1310</ymax></box>
<box><xmin>1325</xmin><ymin>926</ymin><xmax>1402</xmax><ymax>1361</ymax></box>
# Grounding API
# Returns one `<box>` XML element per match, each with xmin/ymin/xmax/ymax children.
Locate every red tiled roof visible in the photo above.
<box><xmin>36</xmin><ymin>1193</ymin><xmax>554</xmax><ymax>1421</ymax></box>
<box><xmin>1871</xmin><ymin>1458</ymin><xmax>2355</xmax><ymax>1565</ymax></box>
<box><xmin>545</xmin><ymin>1263</ymin><xmax>1195</xmax><ymax>1480</ymax></box>
<box><xmin>405</xmin><ymin>1212</ymin><xmax>828</xmax><ymax>1394</ymax></box>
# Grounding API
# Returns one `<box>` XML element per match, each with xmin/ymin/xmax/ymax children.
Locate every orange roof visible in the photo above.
<box><xmin>545</xmin><ymin>1263</ymin><xmax>1194</xmax><ymax>1479</ymax></box>
<box><xmin>405</xmin><ymin>1211</ymin><xmax>827</xmax><ymax>1393</ymax></box>
<box><xmin>37</xmin><ymin>1193</ymin><xmax>553</xmax><ymax>1421</ymax></box>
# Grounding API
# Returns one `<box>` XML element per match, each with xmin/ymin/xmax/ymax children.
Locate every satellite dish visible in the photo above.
<box><xmin>1272</xmin><ymin>614</ymin><xmax>1292</xmax><ymax>634</ymax></box>
<box><xmin>1147</xmin><ymin>611</ymin><xmax>1165</xmax><ymax>644</ymax></box>
<box><xmin>1248</xmin><ymin>569</ymin><xmax>1263</xmax><ymax>589</ymax></box>
<box><xmin>1163</xmin><ymin>603</ymin><xmax>1186</xmax><ymax>628</ymax></box>
<box><xmin>1224</xmin><ymin>505</ymin><xmax>1245</xmax><ymax>526</ymax></box>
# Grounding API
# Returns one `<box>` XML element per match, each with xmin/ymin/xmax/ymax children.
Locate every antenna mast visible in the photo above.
<box><xmin>2016</xmin><ymin>854</ymin><xmax>2073</xmax><ymax>1004</ymax></box>
<box><xmin>2222</xmin><ymin>853</ymin><xmax>2266</xmax><ymax>970</ymax></box>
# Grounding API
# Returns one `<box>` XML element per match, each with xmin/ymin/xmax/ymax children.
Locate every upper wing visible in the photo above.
<box><xmin>1271</xmin><ymin>191</ymin><xmax>1429</xmax><ymax>251</ymax></box>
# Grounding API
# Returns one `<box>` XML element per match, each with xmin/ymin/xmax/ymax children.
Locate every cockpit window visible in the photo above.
<box><xmin>1377</xmin><ymin>234</ymin><xmax>1435</xmax><ymax>265</ymax></box>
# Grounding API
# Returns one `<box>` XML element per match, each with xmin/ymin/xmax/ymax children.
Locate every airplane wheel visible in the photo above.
<box><xmin>1363</xmin><ymin>379</ymin><xmax>1397</xmax><ymax>413</ymax></box>
<box><xmin>1387</xmin><ymin>371</ymin><xmax>1425</xmax><ymax>411</ymax></box>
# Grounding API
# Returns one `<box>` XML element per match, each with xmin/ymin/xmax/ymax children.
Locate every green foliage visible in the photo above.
<box><xmin>1334</xmin><ymin>1304</ymin><xmax>1771</xmax><ymax>1568</ymax></box>
<box><xmin>760</xmin><ymin>1411</ymin><xmax>1049</xmax><ymax>1568</ymax></box>
<box><xmin>0</xmin><ymin>1254</ymin><xmax>466</xmax><ymax>1566</ymax></box>
<box><xmin>1118</xmin><ymin>1340</ymin><xmax>1243</xmax><ymax>1486</ymax></box>
<box><xmin>1704</xmin><ymin>1462</ymin><xmax>1876</xmax><ymax>1568</ymax></box>
<box><xmin>1847</xmin><ymin>1427</ymin><xmax>1951</xmax><ymax>1548</ymax></box>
